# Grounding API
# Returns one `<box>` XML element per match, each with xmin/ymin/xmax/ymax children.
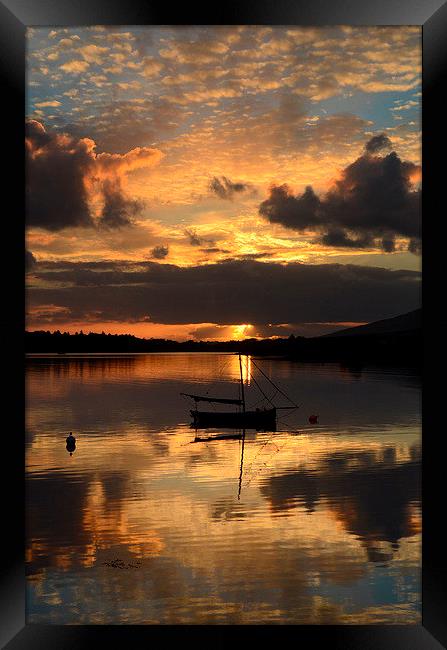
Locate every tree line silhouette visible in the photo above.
<box><xmin>25</xmin><ymin>327</ymin><xmax>421</xmax><ymax>367</ymax></box>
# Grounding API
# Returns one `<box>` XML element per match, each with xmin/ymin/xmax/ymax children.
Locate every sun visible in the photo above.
<box><xmin>232</xmin><ymin>324</ymin><xmax>253</xmax><ymax>340</ymax></box>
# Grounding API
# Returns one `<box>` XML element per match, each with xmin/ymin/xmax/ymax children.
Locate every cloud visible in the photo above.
<box><xmin>139</xmin><ymin>56</ymin><xmax>164</xmax><ymax>77</ymax></box>
<box><xmin>188</xmin><ymin>324</ymin><xmax>230</xmax><ymax>340</ymax></box>
<box><xmin>150</xmin><ymin>245</ymin><xmax>169</xmax><ymax>259</ymax></box>
<box><xmin>78</xmin><ymin>44</ymin><xmax>109</xmax><ymax>64</ymax></box>
<box><xmin>260</xmin><ymin>184</ymin><xmax>321</xmax><ymax>230</ymax></box>
<box><xmin>99</xmin><ymin>178</ymin><xmax>144</xmax><ymax>229</ymax></box>
<box><xmin>319</xmin><ymin>229</ymin><xmax>375</xmax><ymax>250</ymax></box>
<box><xmin>35</xmin><ymin>100</ymin><xmax>62</xmax><ymax>108</ymax></box>
<box><xmin>259</xmin><ymin>136</ymin><xmax>421</xmax><ymax>252</ymax></box>
<box><xmin>365</xmin><ymin>133</ymin><xmax>392</xmax><ymax>154</ymax></box>
<box><xmin>391</xmin><ymin>100</ymin><xmax>419</xmax><ymax>112</ymax></box>
<box><xmin>58</xmin><ymin>97</ymin><xmax>184</xmax><ymax>153</ymax></box>
<box><xmin>26</xmin><ymin>120</ymin><xmax>162</xmax><ymax>231</ymax></box>
<box><xmin>184</xmin><ymin>229</ymin><xmax>214</xmax><ymax>247</ymax></box>
<box><xmin>232</xmin><ymin>252</ymin><xmax>274</xmax><ymax>260</ymax></box>
<box><xmin>159</xmin><ymin>34</ymin><xmax>231</xmax><ymax>65</ymax></box>
<box><xmin>28</xmin><ymin>27</ymin><xmax>421</xmax><ymax>156</ymax></box>
<box><xmin>26</xmin><ymin>250</ymin><xmax>37</xmax><ymax>271</ymax></box>
<box><xmin>26</xmin><ymin>120</ymin><xmax>95</xmax><ymax>230</ymax></box>
<box><xmin>209</xmin><ymin>176</ymin><xmax>256</xmax><ymax>200</ymax></box>
<box><xmin>200</xmin><ymin>247</ymin><xmax>230</xmax><ymax>254</ymax></box>
<box><xmin>27</xmin><ymin>259</ymin><xmax>420</xmax><ymax>327</ymax></box>
<box><xmin>95</xmin><ymin>146</ymin><xmax>162</xmax><ymax>175</ymax></box>
<box><xmin>59</xmin><ymin>60</ymin><xmax>90</xmax><ymax>73</ymax></box>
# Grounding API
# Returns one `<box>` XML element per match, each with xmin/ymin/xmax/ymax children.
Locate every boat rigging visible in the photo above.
<box><xmin>181</xmin><ymin>353</ymin><xmax>298</xmax><ymax>432</ymax></box>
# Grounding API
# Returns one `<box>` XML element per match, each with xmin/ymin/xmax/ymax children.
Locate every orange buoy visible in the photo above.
<box><xmin>308</xmin><ymin>415</ymin><xmax>318</xmax><ymax>424</ymax></box>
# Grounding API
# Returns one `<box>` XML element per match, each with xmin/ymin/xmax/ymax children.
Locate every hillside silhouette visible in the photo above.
<box><xmin>321</xmin><ymin>309</ymin><xmax>421</xmax><ymax>338</ymax></box>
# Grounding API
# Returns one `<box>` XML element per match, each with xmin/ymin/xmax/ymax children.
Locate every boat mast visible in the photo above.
<box><xmin>238</xmin><ymin>353</ymin><xmax>246</xmax><ymax>414</ymax></box>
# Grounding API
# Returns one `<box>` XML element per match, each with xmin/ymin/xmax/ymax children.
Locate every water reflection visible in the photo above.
<box><xmin>260</xmin><ymin>445</ymin><xmax>421</xmax><ymax>556</ymax></box>
<box><xmin>26</xmin><ymin>353</ymin><xmax>421</xmax><ymax>624</ymax></box>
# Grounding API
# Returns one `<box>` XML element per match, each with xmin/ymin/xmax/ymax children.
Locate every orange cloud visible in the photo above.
<box><xmin>59</xmin><ymin>59</ymin><xmax>90</xmax><ymax>73</ymax></box>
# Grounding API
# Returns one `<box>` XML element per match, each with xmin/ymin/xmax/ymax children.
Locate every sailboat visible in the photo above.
<box><xmin>181</xmin><ymin>353</ymin><xmax>297</xmax><ymax>432</ymax></box>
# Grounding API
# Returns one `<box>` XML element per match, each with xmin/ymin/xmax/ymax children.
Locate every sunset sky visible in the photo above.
<box><xmin>25</xmin><ymin>26</ymin><xmax>421</xmax><ymax>340</ymax></box>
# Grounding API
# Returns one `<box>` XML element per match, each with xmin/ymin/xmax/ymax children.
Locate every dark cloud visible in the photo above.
<box><xmin>200</xmin><ymin>247</ymin><xmax>230</xmax><ymax>254</ymax></box>
<box><xmin>26</xmin><ymin>120</ymin><xmax>160</xmax><ymax>231</ymax></box>
<box><xmin>365</xmin><ymin>133</ymin><xmax>392</xmax><ymax>154</ymax></box>
<box><xmin>320</xmin><ymin>229</ymin><xmax>374</xmax><ymax>249</ymax></box>
<box><xmin>251</xmin><ymin>324</ymin><xmax>297</xmax><ymax>338</ymax></box>
<box><xmin>150</xmin><ymin>245</ymin><xmax>169</xmax><ymax>259</ymax></box>
<box><xmin>259</xmin><ymin>184</ymin><xmax>320</xmax><ymax>230</ymax></box>
<box><xmin>26</xmin><ymin>250</ymin><xmax>37</xmax><ymax>272</ymax></box>
<box><xmin>26</xmin><ymin>120</ymin><xmax>95</xmax><ymax>230</ymax></box>
<box><xmin>189</xmin><ymin>324</ymin><xmax>227</xmax><ymax>340</ymax></box>
<box><xmin>259</xmin><ymin>137</ymin><xmax>421</xmax><ymax>253</ymax></box>
<box><xmin>185</xmin><ymin>229</ymin><xmax>203</xmax><ymax>246</ymax></box>
<box><xmin>28</xmin><ymin>259</ymin><xmax>420</xmax><ymax>326</ymax></box>
<box><xmin>209</xmin><ymin>176</ymin><xmax>255</xmax><ymax>200</ymax></box>
<box><xmin>232</xmin><ymin>252</ymin><xmax>274</xmax><ymax>260</ymax></box>
<box><xmin>324</xmin><ymin>148</ymin><xmax>420</xmax><ymax>239</ymax></box>
<box><xmin>99</xmin><ymin>178</ymin><xmax>143</xmax><ymax>229</ymax></box>
<box><xmin>184</xmin><ymin>229</ymin><xmax>214</xmax><ymax>247</ymax></box>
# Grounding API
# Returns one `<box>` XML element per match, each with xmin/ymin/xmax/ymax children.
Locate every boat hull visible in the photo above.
<box><xmin>190</xmin><ymin>408</ymin><xmax>276</xmax><ymax>431</ymax></box>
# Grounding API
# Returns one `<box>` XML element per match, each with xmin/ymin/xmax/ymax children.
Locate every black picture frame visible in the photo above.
<box><xmin>2</xmin><ymin>0</ymin><xmax>445</xmax><ymax>647</ymax></box>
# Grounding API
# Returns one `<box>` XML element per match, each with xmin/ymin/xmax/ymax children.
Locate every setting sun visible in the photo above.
<box><xmin>232</xmin><ymin>324</ymin><xmax>253</xmax><ymax>340</ymax></box>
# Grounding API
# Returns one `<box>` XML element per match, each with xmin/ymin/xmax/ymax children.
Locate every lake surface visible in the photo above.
<box><xmin>26</xmin><ymin>353</ymin><xmax>421</xmax><ymax>624</ymax></box>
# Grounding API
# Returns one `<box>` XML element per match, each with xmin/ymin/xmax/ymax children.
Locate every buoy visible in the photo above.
<box><xmin>66</xmin><ymin>431</ymin><xmax>76</xmax><ymax>454</ymax></box>
<box><xmin>309</xmin><ymin>415</ymin><xmax>318</xmax><ymax>424</ymax></box>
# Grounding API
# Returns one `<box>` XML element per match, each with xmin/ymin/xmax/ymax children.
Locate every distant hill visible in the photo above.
<box><xmin>321</xmin><ymin>309</ymin><xmax>421</xmax><ymax>338</ymax></box>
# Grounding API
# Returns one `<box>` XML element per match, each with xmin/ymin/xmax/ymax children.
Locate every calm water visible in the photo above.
<box><xmin>26</xmin><ymin>353</ymin><xmax>421</xmax><ymax>624</ymax></box>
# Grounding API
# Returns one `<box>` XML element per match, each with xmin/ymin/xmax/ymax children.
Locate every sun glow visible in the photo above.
<box><xmin>232</xmin><ymin>324</ymin><xmax>253</xmax><ymax>340</ymax></box>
